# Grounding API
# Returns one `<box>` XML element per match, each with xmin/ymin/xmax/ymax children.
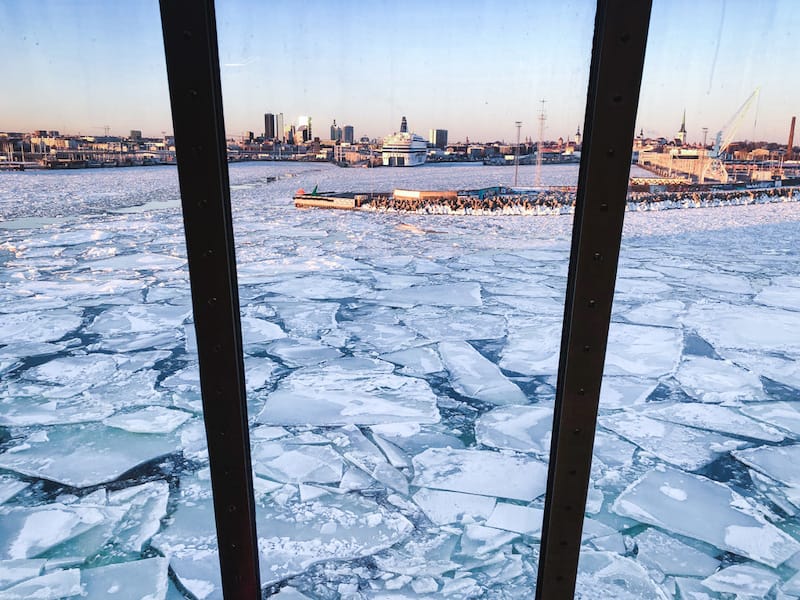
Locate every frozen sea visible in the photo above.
<box><xmin>1</xmin><ymin>161</ymin><xmax>800</xmax><ymax>599</ymax></box>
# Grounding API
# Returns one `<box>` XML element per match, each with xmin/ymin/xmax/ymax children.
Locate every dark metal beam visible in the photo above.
<box><xmin>536</xmin><ymin>1</ymin><xmax>652</xmax><ymax>598</ymax></box>
<box><xmin>159</xmin><ymin>1</ymin><xmax>261</xmax><ymax>597</ymax></box>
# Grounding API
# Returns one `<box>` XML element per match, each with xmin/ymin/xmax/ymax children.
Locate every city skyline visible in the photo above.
<box><xmin>1</xmin><ymin>0</ymin><xmax>798</xmax><ymax>143</ymax></box>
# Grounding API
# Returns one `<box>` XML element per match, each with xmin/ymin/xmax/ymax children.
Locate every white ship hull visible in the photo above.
<box><xmin>382</xmin><ymin>129</ymin><xmax>428</xmax><ymax>167</ymax></box>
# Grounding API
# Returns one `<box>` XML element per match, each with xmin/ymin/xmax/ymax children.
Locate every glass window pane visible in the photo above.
<box><xmin>582</xmin><ymin>0</ymin><xmax>800</xmax><ymax>596</ymax></box>
<box><xmin>0</xmin><ymin>3</ymin><xmax>217</xmax><ymax>598</ymax></box>
<box><xmin>216</xmin><ymin>0</ymin><xmax>596</xmax><ymax>596</ymax></box>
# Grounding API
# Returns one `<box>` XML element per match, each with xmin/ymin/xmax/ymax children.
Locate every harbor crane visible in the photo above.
<box><xmin>700</xmin><ymin>88</ymin><xmax>759</xmax><ymax>183</ymax></box>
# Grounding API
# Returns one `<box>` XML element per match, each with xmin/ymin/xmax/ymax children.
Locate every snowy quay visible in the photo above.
<box><xmin>295</xmin><ymin>183</ymin><xmax>800</xmax><ymax>216</ymax></box>
<box><xmin>2</xmin><ymin>161</ymin><xmax>800</xmax><ymax>598</ymax></box>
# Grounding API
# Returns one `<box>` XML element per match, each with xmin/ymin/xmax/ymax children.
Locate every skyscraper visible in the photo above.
<box><xmin>429</xmin><ymin>129</ymin><xmax>448</xmax><ymax>150</ymax></box>
<box><xmin>330</xmin><ymin>120</ymin><xmax>342</xmax><ymax>142</ymax></box>
<box><xmin>264</xmin><ymin>113</ymin><xmax>275</xmax><ymax>139</ymax></box>
<box><xmin>343</xmin><ymin>125</ymin><xmax>354</xmax><ymax>144</ymax></box>
<box><xmin>276</xmin><ymin>113</ymin><xmax>285</xmax><ymax>143</ymax></box>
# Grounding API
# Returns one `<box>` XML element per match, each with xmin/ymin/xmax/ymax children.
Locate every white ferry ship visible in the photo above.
<box><xmin>381</xmin><ymin>117</ymin><xmax>427</xmax><ymax>167</ymax></box>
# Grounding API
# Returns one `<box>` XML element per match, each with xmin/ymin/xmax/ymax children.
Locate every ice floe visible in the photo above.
<box><xmin>643</xmin><ymin>403</ymin><xmax>785</xmax><ymax>442</ymax></box>
<box><xmin>673</xmin><ymin>355</ymin><xmax>766</xmax><ymax>403</ymax></box>
<box><xmin>613</xmin><ymin>466</ymin><xmax>800</xmax><ymax>567</ymax></box>
<box><xmin>412</xmin><ymin>448</ymin><xmax>548</xmax><ymax>501</ymax></box>
<box><xmin>257</xmin><ymin>359</ymin><xmax>440</xmax><ymax>426</ymax></box>
<box><xmin>438</xmin><ymin>341</ymin><xmax>527</xmax><ymax>405</ymax></box>
<box><xmin>474</xmin><ymin>405</ymin><xmax>552</xmax><ymax>454</ymax></box>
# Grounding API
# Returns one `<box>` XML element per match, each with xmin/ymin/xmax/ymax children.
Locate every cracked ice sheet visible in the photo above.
<box><xmin>633</xmin><ymin>528</ymin><xmax>720</xmax><ymax>578</ymax></box>
<box><xmin>0</xmin><ymin>310</ymin><xmax>82</xmax><ymax>345</ymax></box>
<box><xmin>673</xmin><ymin>356</ymin><xmax>766</xmax><ymax>403</ymax></box>
<box><xmin>152</xmin><ymin>472</ymin><xmax>412</xmax><ymax>598</ymax></box>
<box><xmin>733</xmin><ymin>445</ymin><xmax>800</xmax><ymax>488</ymax></box>
<box><xmin>684</xmin><ymin>302</ymin><xmax>800</xmax><ymax>358</ymax></box>
<box><xmin>403</xmin><ymin>306</ymin><xmax>507</xmax><ymax>342</ymax></box>
<box><xmin>0</xmin><ymin>425</ymin><xmax>181</xmax><ymax>488</ymax></box>
<box><xmin>723</xmin><ymin>350</ymin><xmax>800</xmax><ymax>391</ymax></box>
<box><xmin>80</xmin><ymin>557</ymin><xmax>169</xmax><ymax>600</ymax></box>
<box><xmin>701</xmin><ymin>563</ymin><xmax>780</xmax><ymax>597</ymax></box>
<box><xmin>740</xmin><ymin>402</ymin><xmax>800</xmax><ymax>438</ymax></box>
<box><xmin>642</xmin><ymin>403</ymin><xmax>785</xmax><ymax>442</ymax></box>
<box><xmin>612</xmin><ymin>466</ymin><xmax>800</xmax><ymax>567</ymax></box>
<box><xmin>0</xmin><ymin>477</ymin><xmax>29</xmax><ymax>505</ymax></box>
<box><xmin>412</xmin><ymin>448</ymin><xmax>548</xmax><ymax>501</ymax></box>
<box><xmin>438</xmin><ymin>341</ymin><xmax>527</xmax><ymax>405</ymax></box>
<box><xmin>575</xmin><ymin>551</ymin><xmax>669</xmax><ymax>600</ymax></box>
<box><xmin>599</xmin><ymin>412</ymin><xmax>747</xmax><ymax>471</ymax></box>
<box><xmin>0</xmin><ymin>568</ymin><xmax>82</xmax><ymax>599</ymax></box>
<box><xmin>604</xmin><ymin>323</ymin><xmax>682</xmax><ymax>377</ymax></box>
<box><xmin>371</xmin><ymin>282</ymin><xmax>482</xmax><ymax>308</ymax></box>
<box><xmin>257</xmin><ymin>359</ymin><xmax>440</xmax><ymax>426</ymax></box>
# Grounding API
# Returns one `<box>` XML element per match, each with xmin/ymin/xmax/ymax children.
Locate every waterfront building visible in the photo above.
<box><xmin>574</xmin><ymin>126</ymin><xmax>582</xmax><ymax>146</ymax></box>
<box><xmin>429</xmin><ymin>128</ymin><xmax>448</xmax><ymax>150</ymax></box>
<box><xmin>264</xmin><ymin>113</ymin><xmax>275</xmax><ymax>139</ymax></box>
<box><xmin>129</xmin><ymin>130</ymin><xmax>142</xmax><ymax>140</ymax></box>
<box><xmin>343</xmin><ymin>125</ymin><xmax>354</xmax><ymax>144</ymax></box>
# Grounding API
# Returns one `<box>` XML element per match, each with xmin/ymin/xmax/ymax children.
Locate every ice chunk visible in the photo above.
<box><xmin>86</xmin><ymin>252</ymin><xmax>185</xmax><ymax>272</ymax></box>
<box><xmin>475</xmin><ymin>405</ymin><xmax>552</xmax><ymax>454</ymax></box>
<box><xmin>412</xmin><ymin>489</ymin><xmax>496</xmax><ymax>525</ymax></box>
<box><xmin>267</xmin><ymin>338</ymin><xmax>341</xmax><ymax>367</ymax></box>
<box><xmin>240</xmin><ymin>316</ymin><xmax>286</xmax><ymax>349</ymax></box>
<box><xmin>0</xmin><ymin>475</ymin><xmax>28</xmax><ymax>504</ymax></box>
<box><xmin>499</xmin><ymin>319</ymin><xmax>562</xmax><ymax>376</ymax></box>
<box><xmin>674</xmin><ymin>356</ymin><xmax>766</xmax><ymax>403</ymax></box>
<box><xmin>622</xmin><ymin>299</ymin><xmax>686</xmax><ymax>328</ymax></box>
<box><xmin>252</xmin><ymin>440</ymin><xmax>343</xmax><ymax>485</ymax></box>
<box><xmin>86</xmin><ymin>304</ymin><xmax>190</xmax><ymax>351</ymax></box>
<box><xmin>403</xmin><ymin>307</ymin><xmax>506</xmax><ymax>342</ymax></box>
<box><xmin>0</xmin><ymin>568</ymin><xmax>81</xmax><ymax>599</ymax></box>
<box><xmin>265</xmin><ymin>275</ymin><xmax>370</xmax><ymax>299</ymax></box>
<box><xmin>0</xmin><ymin>310</ymin><xmax>82</xmax><ymax>345</ymax></box>
<box><xmin>381</xmin><ymin>345</ymin><xmax>443</xmax><ymax>376</ymax></box>
<box><xmin>599</xmin><ymin>412</ymin><xmax>746</xmax><ymax>470</ymax></box>
<box><xmin>103</xmin><ymin>407</ymin><xmax>191</xmax><ymax>434</ymax></box>
<box><xmin>643</xmin><ymin>403</ymin><xmax>785</xmax><ymax>442</ymax></box>
<box><xmin>575</xmin><ymin>551</ymin><xmax>668</xmax><ymax>600</ymax></box>
<box><xmin>673</xmin><ymin>577</ymin><xmax>717</xmax><ymax>599</ymax></box>
<box><xmin>0</xmin><ymin>503</ymin><xmax>106</xmax><ymax>559</ymax></box>
<box><xmin>0</xmin><ymin>425</ymin><xmax>181</xmax><ymax>488</ymax></box>
<box><xmin>258</xmin><ymin>360</ymin><xmax>440</xmax><ymax>426</ymax></box>
<box><xmin>599</xmin><ymin>377</ymin><xmax>657</xmax><ymax>409</ymax></box>
<box><xmin>80</xmin><ymin>558</ymin><xmax>169</xmax><ymax>599</ymax></box>
<box><xmin>733</xmin><ymin>445</ymin><xmax>800</xmax><ymax>488</ymax></box>
<box><xmin>0</xmin><ymin>559</ymin><xmax>45</xmax><ymax>589</ymax></box>
<box><xmin>342</xmin><ymin>321</ymin><xmax>420</xmax><ymax>353</ymax></box>
<box><xmin>244</xmin><ymin>356</ymin><xmax>276</xmax><ymax>391</ymax></box>
<box><xmin>740</xmin><ymin>402</ymin><xmax>800</xmax><ymax>438</ymax></box>
<box><xmin>485</xmin><ymin>503</ymin><xmax>543</xmax><ymax>536</ymax></box>
<box><xmin>438</xmin><ymin>341</ymin><xmax>527</xmax><ymax>405</ymax></box>
<box><xmin>22</xmin><ymin>354</ymin><xmax>118</xmax><ymax>393</ymax></box>
<box><xmin>612</xmin><ymin>466</ymin><xmax>800</xmax><ymax>567</ymax></box>
<box><xmin>269</xmin><ymin>301</ymin><xmax>338</xmax><ymax>337</ymax></box>
<box><xmin>605</xmin><ymin>323</ymin><xmax>682</xmax><ymax>377</ymax></box>
<box><xmin>755</xmin><ymin>279</ymin><xmax>800</xmax><ymax>311</ymax></box>
<box><xmin>412</xmin><ymin>448</ymin><xmax>548</xmax><ymax>501</ymax></box>
<box><xmin>634</xmin><ymin>528</ymin><xmax>720</xmax><ymax>577</ymax></box>
<box><xmin>0</xmin><ymin>395</ymin><xmax>114</xmax><ymax>427</ymax></box>
<box><xmin>685</xmin><ymin>302</ymin><xmax>800</xmax><ymax>357</ymax></box>
<box><xmin>327</xmin><ymin>426</ymin><xmax>409</xmax><ymax>494</ymax></box>
<box><xmin>370</xmin><ymin>433</ymin><xmax>412</xmax><ymax>469</ymax></box>
<box><xmin>701</xmin><ymin>563</ymin><xmax>780</xmax><ymax>597</ymax></box>
<box><xmin>272</xmin><ymin>588</ymin><xmax>312</xmax><ymax>599</ymax></box>
<box><xmin>372</xmin><ymin>283</ymin><xmax>482</xmax><ymax>308</ymax></box>
<box><xmin>107</xmin><ymin>482</ymin><xmax>169</xmax><ymax>552</ymax></box>
<box><xmin>724</xmin><ymin>351</ymin><xmax>800</xmax><ymax>391</ymax></box>
<box><xmin>459</xmin><ymin>524</ymin><xmax>518</xmax><ymax>557</ymax></box>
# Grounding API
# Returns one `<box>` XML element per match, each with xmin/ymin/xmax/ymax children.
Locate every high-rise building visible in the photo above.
<box><xmin>264</xmin><ymin>113</ymin><xmax>275</xmax><ymax>139</ymax></box>
<box><xmin>298</xmin><ymin>116</ymin><xmax>312</xmax><ymax>142</ymax></box>
<box><xmin>330</xmin><ymin>120</ymin><xmax>342</xmax><ymax>141</ymax></box>
<box><xmin>343</xmin><ymin>125</ymin><xmax>354</xmax><ymax>144</ymax></box>
<box><xmin>276</xmin><ymin>113</ymin><xmax>285</xmax><ymax>143</ymax></box>
<box><xmin>429</xmin><ymin>128</ymin><xmax>448</xmax><ymax>150</ymax></box>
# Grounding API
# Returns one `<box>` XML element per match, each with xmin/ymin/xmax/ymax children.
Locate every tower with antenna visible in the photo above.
<box><xmin>535</xmin><ymin>100</ymin><xmax>546</xmax><ymax>187</ymax></box>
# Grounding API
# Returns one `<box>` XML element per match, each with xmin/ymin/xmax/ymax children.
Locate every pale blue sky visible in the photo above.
<box><xmin>0</xmin><ymin>0</ymin><xmax>797</xmax><ymax>143</ymax></box>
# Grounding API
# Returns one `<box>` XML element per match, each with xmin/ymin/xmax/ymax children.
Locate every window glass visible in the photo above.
<box><xmin>0</xmin><ymin>2</ymin><xmax>217</xmax><ymax>598</ymax></box>
<box><xmin>216</xmin><ymin>0</ymin><xmax>595</xmax><ymax>596</ymax></box>
<box><xmin>582</xmin><ymin>0</ymin><xmax>800</xmax><ymax>596</ymax></box>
